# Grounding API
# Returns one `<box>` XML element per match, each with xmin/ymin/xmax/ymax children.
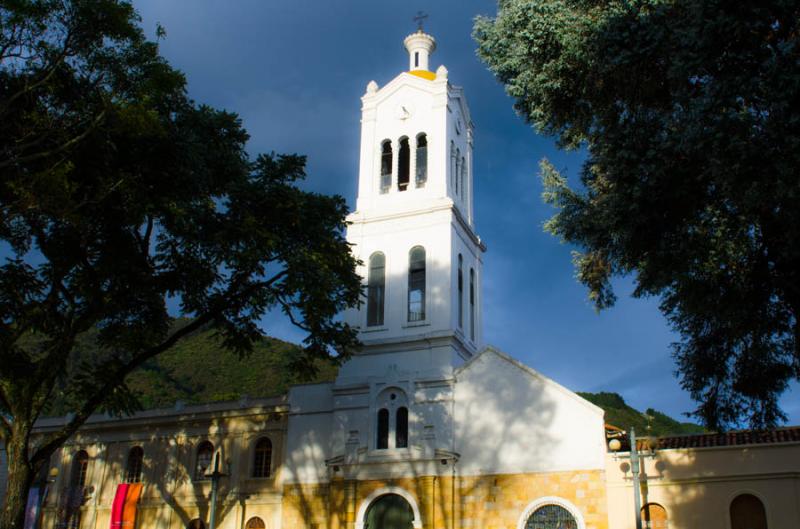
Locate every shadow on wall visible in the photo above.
<box><xmin>277</xmin><ymin>349</ymin><xmax>569</xmax><ymax>529</ymax></box>
<box><xmin>608</xmin><ymin>438</ymin><xmax>798</xmax><ymax>529</ymax></box>
<box><xmin>37</xmin><ymin>405</ymin><xmax>287</xmax><ymax>529</ymax></box>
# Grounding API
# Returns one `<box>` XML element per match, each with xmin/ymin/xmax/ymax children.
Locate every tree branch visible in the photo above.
<box><xmin>0</xmin><ymin>28</ymin><xmax>74</xmax><ymax>116</ymax></box>
<box><xmin>30</xmin><ymin>267</ymin><xmax>292</xmax><ymax>463</ymax></box>
<box><xmin>31</xmin><ymin>313</ymin><xmax>213</xmax><ymax>464</ymax></box>
<box><xmin>0</xmin><ymin>109</ymin><xmax>106</xmax><ymax>169</ymax></box>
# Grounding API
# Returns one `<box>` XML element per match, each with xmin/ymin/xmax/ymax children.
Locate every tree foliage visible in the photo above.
<box><xmin>475</xmin><ymin>0</ymin><xmax>800</xmax><ymax>429</ymax></box>
<box><xmin>0</xmin><ymin>1</ymin><xmax>361</xmax><ymax>527</ymax></box>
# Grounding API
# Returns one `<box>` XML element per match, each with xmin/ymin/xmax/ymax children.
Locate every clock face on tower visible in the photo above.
<box><xmin>395</xmin><ymin>102</ymin><xmax>414</xmax><ymax>120</ymax></box>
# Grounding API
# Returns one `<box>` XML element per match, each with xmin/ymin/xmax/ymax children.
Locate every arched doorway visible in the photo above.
<box><xmin>642</xmin><ymin>503</ymin><xmax>667</xmax><ymax>529</ymax></box>
<box><xmin>364</xmin><ymin>494</ymin><xmax>414</xmax><ymax>529</ymax></box>
<box><xmin>730</xmin><ymin>494</ymin><xmax>767</xmax><ymax>529</ymax></box>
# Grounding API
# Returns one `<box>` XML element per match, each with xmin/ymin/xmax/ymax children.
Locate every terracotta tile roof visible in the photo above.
<box><xmin>606</xmin><ymin>427</ymin><xmax>800</xmax><ymax>452</ymax></box>
<box><xmin>647</xmin><ymin>427</ymin><xmax>800</xmax><ymax>450</ymax></box>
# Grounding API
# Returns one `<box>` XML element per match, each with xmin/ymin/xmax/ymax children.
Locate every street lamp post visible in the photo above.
<box><xmin>207</xmin><ymin>453</ymin><xmax>227</xmax><ymax>529</ymax></box>
<box><xmin>609</xmin><ymin>427</ymin><xmax>657</xmax><ymax>529</ymax></box>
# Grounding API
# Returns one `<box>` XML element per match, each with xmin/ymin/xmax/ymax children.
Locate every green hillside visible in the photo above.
<box><xmin>578</xmin><ymin>391</ymin><xmax>705</xmax><ymax>436</ymax></box>
<box><xmin>124</xmin><ymin>329</ymin><xmax>339</xmax><ymax>410</ymax></box>
<box><xmin>46</xmin><ymin>325</ymin><xmax>339</xmax><ymax>416</ymax></box>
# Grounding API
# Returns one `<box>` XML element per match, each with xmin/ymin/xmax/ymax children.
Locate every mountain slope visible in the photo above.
<box><xmin>578</xmin><ymin>391</ymin><xmax>705</xmax><ymax>436</ymax></box>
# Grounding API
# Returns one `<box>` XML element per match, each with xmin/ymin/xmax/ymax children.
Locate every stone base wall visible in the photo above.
<box><xmin>281</xmin><ymin>469</ymin><xmax>608</xmax><ymax>529</ymax></box>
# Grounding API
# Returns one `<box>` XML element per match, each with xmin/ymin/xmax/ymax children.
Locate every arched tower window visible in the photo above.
<box><xmin>125</xmin><ymin>446</ymin><xmax>143</xmax><ymax>483</ymax></box>
<box><xmin>408</xmin><ymin>246</ymin><xmax>426</xmax><ymax>322</ymax></box>
<box><xmin>455</xmin><ymin>149</ymin><xmax>461</xmax><ymax>194</ymax></box>
<box><xmin>470</xmin><ymin>268</ymin><xmax>475</xmax><ymax>342</ymax></box>
<box><xmin>730</xmin><ymin>494</ymin><xmax>767</xmax><ymax>529</ymax></box>
<box><xmin>398</xmin><ymin>137</ymin><xmax>410</xmax><ymax>191</ymax></box>
<box><xmin>71</xmin><ymin>450</ymin><xmax>89</xmax><ymax>488</ymax></box>
<box><xmin>415</xmin><ymin>133</ymin><xmax>427</xmax><ymax>187</ymax></box>
<box><xmin>450</xmin><ymin>141</ymin><xmax>456</xmax><ymax>190</ymax></box>
<box><xmin>461</xmin><ymin>156</ymin><xmax>466</xmax><ymax>200</ymax></box>
<box><xmin>375</xmin><ymin>388</ymin><xmax>410</xmax><ymax>450</ymax></box>
<box><xmin>194</xmin><ymin>441</ymin><xmax>214</xmax><ymax>481</ymax></box>
<box><xmin>458</xmin><ymin>254</ymin><xmax>464</xmax><ymax>329</ymax></box>
<box><xmin>380</xmin><ymin>140</ymin><xmax>392</xmax><ymax>194</ymax></box>
<box><xmin>252</xmin><ymin>437</ymin><xmax>272</xmax><ymax>478</ymax></box>
<box><xmin>377</xmin><ymin>408</ymin><xmax>390</xmax><ymax>449</ymax></box>
<box><xmin>367</xmin><ymin>252</ymin><xmax>385</xmax><ymax>327</ymax></box>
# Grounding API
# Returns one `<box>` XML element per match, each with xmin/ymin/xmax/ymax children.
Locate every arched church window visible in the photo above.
<box><xmin>377</xmin><ymin>408</ymin><xmax>390</xmax><ymax>449</ymax></box>
<box><xmin>524</xmin><ymin>504</ymin><xmax>578</xmax><ymax>529</ymax></box>
<box><xmin>458</xmin><ymin>254</ymin><xmax>464</xmax><ymax>329</ymax></box>
<box><xmin>408</xmin><ymin>246</ymin><xmax>426</xmax><ymax>322</ymax></box>
<box><xmin>125</xmin><ymin>446</ymin><xmax>143</xmax><ymax>483</ymax></box>
<box><xmin>66</xmin><ymin>450</ymin><xmax>89</xmax><ymax>529</ymax></box>
<box><xmin>252</xmin><ymin>437</ymin><xmax>272</xmax><ymax>478</ymax></box>
<box><xmin>71</xmin><ymin>450</ymin><xmax>89</xmax><ymax>488</ymax></box>
<box><xmin>461</xmin><ymin>156</ymin><xmax>466</xmax><ymax>200</ymax></box>
<box><xmin>375</xmin><ymin>388</ymin><xmax>410</xmax><ymax>450</ymax></box>
<box><xmin>187</xmin><ymin>519</ymin><xmax>205</xmax><ymax>529</ymax></box>
<box><xmin>398</xmin><ymin>137</ymin><xmax>410</xmax><ymax>191</ymax></box>
<box><xmin>469</xmin><ymin>268</ymin><xmax>475</xmax><ymax>341</ymax></box>
<box><xmin>367</xmin><ymin>252</ymin><xmax>385</xmax><ymax>327</ymax></box>
<box><xmin>415</xmin><ymin>133</ymin><xmax>427</xmax><ymax>187</ymax></box>
<box><xmin>245</xmin><ymin>518</ymin><xmax>265</xmax><ymax>529</ymax></box>
<box><xmin>380</xmin><ymin>140</ymin><xmax>392</xmax><ymax>194</ymax></box>
<box><xmin>730</xmin><ymin>494</ymin><xmax>767</xmax><ymax>529</ymax></box>
<box><xmin>396</xmin><ymin>407</ymin><xmax>409</xmax><ymax>448</ymax></box>
<box><xmin>194</xmin><ymin>441</ymin><xmax>214</xmax><ymax>481</ymax></box>
<box><xmin>455</xmin><ymin>149</ymin><xmax>461</xmax><ymax>194</ymax></box>
<box><xmin>641</xmin><ymin>503</ymin><xmax>668</xmax><ymax>529</ymax></box>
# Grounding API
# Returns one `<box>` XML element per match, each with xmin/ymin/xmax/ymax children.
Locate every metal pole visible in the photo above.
<box><xmin>208</xmin><ymin>454</ymin><xmax>220</xmax><ymax>529</ymax></box>
<box><xmin>630</xmin><ymin>428</ymin><xmax>643</xmax><ymax>529</ymax></box>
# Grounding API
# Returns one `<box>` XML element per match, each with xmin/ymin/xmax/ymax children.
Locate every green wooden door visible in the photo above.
<box><xmin>364</xmin><ymin>494</ymin><xmax>414</xmax><ymax>529</ymax></box>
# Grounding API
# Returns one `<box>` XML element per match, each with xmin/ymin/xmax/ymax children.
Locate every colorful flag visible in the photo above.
<box><xmin>23</xmin><ymin>488</ymin><xmax>41</xmax><ymax>529</ymax></box>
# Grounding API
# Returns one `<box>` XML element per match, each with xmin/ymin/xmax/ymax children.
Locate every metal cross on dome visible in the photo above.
<box><xmin>413</xmin><ymin>11</ymin><xmax>428</xmax><ymax>31</ymax></box>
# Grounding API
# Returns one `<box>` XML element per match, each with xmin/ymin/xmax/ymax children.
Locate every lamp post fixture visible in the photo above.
<box><xmin>206</xmin><ymin>453</ymin><xmax>227</xmax><ymax>529</ymax></box>
<box><xmin>609</xmin><ymin>427</ymin><xmax>658</xmax><ymax>529</ymax></box>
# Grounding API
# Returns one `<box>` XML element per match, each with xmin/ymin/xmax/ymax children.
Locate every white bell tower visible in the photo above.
<box><xmin>339</xmin><ymin>30</ymin><xmax>485</xmax><ymax>382</ymax></box>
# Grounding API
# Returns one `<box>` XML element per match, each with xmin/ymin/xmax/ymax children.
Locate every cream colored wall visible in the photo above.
<box><xmin>31</xmin><ymin>401</ymin><xmax>287</xmax><ymax>529</ymax></box>
<box><xmin>605</xmin><ymin>442</ymin><xmax>800</xmax><ymax>529</ymax></box>
<box><xmin>454</xmin><ymin>348</ymin><xmax>607</xmax><ymax>476</ymax></box>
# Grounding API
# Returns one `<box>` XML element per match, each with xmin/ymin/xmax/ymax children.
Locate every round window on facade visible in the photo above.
<box><xmin>525</xmin><ymin>504</ymin><xmax>578</xmax><ymax>529</ymax></box>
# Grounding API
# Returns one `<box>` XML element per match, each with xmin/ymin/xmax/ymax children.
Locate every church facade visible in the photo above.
<box><xmin>2</xmin><ymin>30</ymin><xmax>800</xmax><ymax>529</ymax></box>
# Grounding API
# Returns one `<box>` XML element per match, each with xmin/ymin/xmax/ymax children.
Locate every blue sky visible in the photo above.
<box><xmin>131</xmin><ymin>0</ymin><xmax>800</xmax><ymax>426</ymax></box>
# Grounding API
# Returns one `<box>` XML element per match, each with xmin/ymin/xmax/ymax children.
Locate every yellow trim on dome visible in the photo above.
<box><xmin>408</xmin><ymin>70</ymin><xmax>436</xmax><ymax>81</ymax></box>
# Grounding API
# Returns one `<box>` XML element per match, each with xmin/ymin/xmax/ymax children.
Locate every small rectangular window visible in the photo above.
<box><xmin>414</xmin><ymin>52</ymin><xmax>419</xmax><ymax>68</ymax></box>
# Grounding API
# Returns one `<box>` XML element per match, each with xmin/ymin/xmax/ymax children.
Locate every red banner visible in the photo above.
<box><xmin>109</xmin><ymin>484</ymin><xmax>129</xmax><ymax>529</ymax></box>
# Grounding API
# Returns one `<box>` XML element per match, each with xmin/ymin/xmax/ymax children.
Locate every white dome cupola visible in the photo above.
<box><xmin>403</xmin><ymin>31</ymin><xmax>436</xmax><ymax>72</ymax></box>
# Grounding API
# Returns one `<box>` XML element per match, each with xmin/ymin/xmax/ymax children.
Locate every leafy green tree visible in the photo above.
<box><xmin>0</xmin><ymin>2</ymin><xmax>361</xmax><ymax>527</ymax></box>
<box><xmin>475</xmin><ymin>0</ymin><xmax>800</xmax><ymax>429</ymax></box>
